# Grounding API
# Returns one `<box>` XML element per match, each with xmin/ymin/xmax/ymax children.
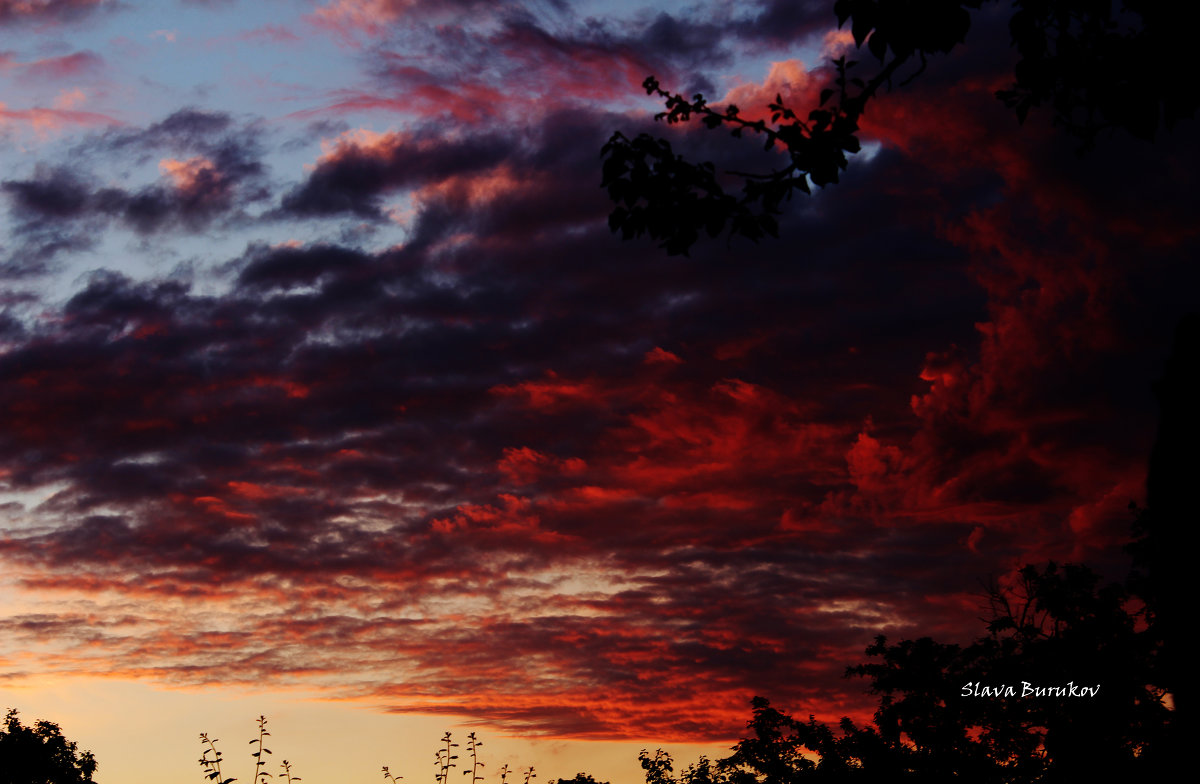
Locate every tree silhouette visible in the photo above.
<box><xmin>850</xmin><ymin>561</ymin><xmax>1170</xmax><ymax>782</ymax></box>
<box><xmin>602</xmin><ymin>0</ymin><xmax>1198</xmax><ymax>254</ymax></box>
<box><xmin>1124</xmin><ymin>313</ymin><xmax>1197</xmax><ymax>773</ymax></box>
<box><xmin>639</xmin><ymin>555</ymin><xmax>1172</xmax><ymax>783</ymax></box>
<box><xmin>0</xmin><ymin>709</ymin><xmax>97</xmax><ymax>784</ymax></box>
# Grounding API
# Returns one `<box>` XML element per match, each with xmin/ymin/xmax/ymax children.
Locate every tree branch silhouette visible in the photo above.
<box><xmin>603</xmin><ymin>0</ymin><xmax>1198</xmax><ymax>255</ymax></box>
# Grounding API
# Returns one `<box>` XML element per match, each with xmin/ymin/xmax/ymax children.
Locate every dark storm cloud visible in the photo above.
<box><xmin>0</xmin><ymin>166</ymin><xmax>103</xmax><ymax>274</ymax></box>
<box><xmin>332</xmin><ymin>6</ymin><xmax>739</xmax><ymax>128</ymax></box>
<box><xmin>0</xmin><ymin>307</ymin><xmax>26</xmax><ymax>339</ymax></box>
<box><xmin>279</xmin><ymin>131</ymin><xmax>514</xmax><ymax>218</ymax></box>
<box><xmin>3</xmin><ymin>110</ymin><xmax>269</xmax><ymax>235</ymax></box>
<box><xmin>494</xmin><ymin>10</ymin><xmax>732</xmax><ymax>77</ymax></box>
<box><xmin>97</xmin><ymin>108</ymin><xmax>240</xmax><ymax>156</ymax></box>
<box><xmin>732</xmin><ymin>0</ymin><xmax>832</xmax><ymax>46</ymax></box>
<box><xmin>2</xmin><ymin>166</ymin><xmax>91</xmax><ymax>219</ymax></box>
<box><xmin>2</xmin><ymin>163</ymin><xmax>257</xmax><ymax>234</ymax></box>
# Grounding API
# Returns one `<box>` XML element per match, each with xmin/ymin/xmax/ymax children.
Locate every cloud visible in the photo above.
<box><xmin>3</xmin><ymin>110</ymin><xmax>268</xmax><ymax>237</ymax></box>
<box><xmin>308</xmin><ymin>0</ymin><xmax>500</xmax><ymax>40</ymax></box>
<box><xmin>8</xmin><ymin>50</ymin><xmax>104</xmax><ymax>80</ymax></box>
<box><xmin>97</xmin><ymin>107</ymin><xmax>241</xmax><ymax>154</ymax></box>
<box><xmin>2</xmin><ymin>165</ymin><xmax>91</xmax><ymax>219</ymax></box>
<box><xmin>0</xmin><ymin>102</ymin><xmax>119</xmax><ymax>134</ymax></box>
<box><xmin>3</xmin><ymin>163</ymin><xmax>256</xmax><ymax>235</ymax></box>
<box><xmin>733</xmin><ymin>0</ymin><xmax>836</xmax><ymax>47</ymax></box>
<box><xmin>238</xmin><ymin>24</ymin><xmax>301</xmax><ymax>44</ymax></box>
<box><xmin>280</xmin><ymin>128</ymin><xmax>513</xmax><ymax>218</ymax></box>
<box><xmin>0</xmin><ymin>0</ymin><xmax>117</xmax><ymax>25</ymax></box>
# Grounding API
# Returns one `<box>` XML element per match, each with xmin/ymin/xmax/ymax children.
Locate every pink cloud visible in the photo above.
<box><xmin>0</xmin><ymin>102</ymin><xmax>120</xmax><ymax>133</ymax></box>
<box><xmin>0</xmin><ymin>0</ymin><xmax>115</xmax><ymax>25</ymax></box>
<box><xmin>2</xmin><ymin>50</ymin><xmax>103</xmax><ymax>81</ymax></box>
<box><xmin>238</xmin><ymin>24</ymin><xmax>301</xmax><ymax>44</ymax></box>
<box><xmin>307</xmin><ymin>0</ymin><xmax>492</xmax><ymax>42</ymax></box>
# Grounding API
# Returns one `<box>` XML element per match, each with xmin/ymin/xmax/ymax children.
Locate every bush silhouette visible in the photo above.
<box><xmin>551</xmin><ymin>775</ymin><xmax>610</xmax><ymax>784</ymax></box>
<box><xmin>0</xmin><ymin>709</ymin><xmax>97</xmax><ymax>784</ymax></box>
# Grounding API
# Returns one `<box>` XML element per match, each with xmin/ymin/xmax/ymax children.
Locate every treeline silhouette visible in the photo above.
<box><xmin>1</xmin><ymin>527</ymin><xmax>1178</xmax><ymax>784</ymax></box>
<box><xmin>187</xmin><ymin>560</ymin><xmax>1175</xmax><ymax>784</ymax></box>
<box><xmin>635</xmin><ymin>562</ymin><xmax>1168</xmax><ymax>783</ymax></box>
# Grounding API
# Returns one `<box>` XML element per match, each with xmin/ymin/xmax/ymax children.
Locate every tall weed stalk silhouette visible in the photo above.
<box><xmin>435</xmin><ymin>731</ymin><xmax>459</xmax><ymax>784</ymax></box>
<box><xmin>199</xmin><ymin>732</ymin><xmax>233</xmax><ymax>784</ymax></box>
<box><xmin>199</xmin><ymin>716</ymin><xmax>296</xmax><ymax>784</ymax></box>
<box><xmin>251</xmin><ymin>715</ymin><xmax>272</xmax><ymax>784</ymax></box>
<box><xmin>206</xmin><ymin>720</ymin><xmax>533</xmax><ymax>784</ymax></box>
<box><xmin>279</xmin><ymin>759</ymin><xmax>301</xmax><ymax>784</ymax></box>
<box><xmin>464</xmin><ymin>732</ymin><xmax>484</xmax><ymax>784</ymax></box>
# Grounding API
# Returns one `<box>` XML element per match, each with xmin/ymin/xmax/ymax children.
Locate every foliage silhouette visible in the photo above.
<box><xmin>637</xmin><ymin>556</ymin><xmax>1173</xmax><ymax>783</ymax></box>
<box><xmin>602</xmin><ymin>0</ymin><xmax>1199</xmax><ymax>254</ymax></box>
<box><xmin>0</xmin><ymin>709</ymin><xmax>97</xmax><ymax>784</ymax></box>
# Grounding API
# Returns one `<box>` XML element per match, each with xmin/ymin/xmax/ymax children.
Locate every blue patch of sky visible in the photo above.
<box><xmin>1</xmin><ymin>0</ymin><xmax>851</xmax><ymax>307</ymax></box>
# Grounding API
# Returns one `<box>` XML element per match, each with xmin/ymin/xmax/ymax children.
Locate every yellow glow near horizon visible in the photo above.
<box><xmin>1</xmin><ymin>676</ymin><xmax>733</xmax><ymax>784</ymax></box>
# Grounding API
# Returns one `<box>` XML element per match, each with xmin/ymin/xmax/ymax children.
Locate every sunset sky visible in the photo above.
<box><xmin>1</xmin><ymin>1</ymin><xmax>1196</xmax><ymax>783</ymax></box>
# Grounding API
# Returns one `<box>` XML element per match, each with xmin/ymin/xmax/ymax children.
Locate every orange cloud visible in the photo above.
<box><xmin>158</xmin><ymin>156</ymin><xmax>224</xmax><ymax>197</ymax></box>
<box><xmin>719</xmin><ymin>59</ymin><xmax>822</xmax><ymax>125</ymax></box>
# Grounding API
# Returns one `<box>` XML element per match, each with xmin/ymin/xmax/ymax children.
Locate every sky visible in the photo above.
<box><xmin>1</xmin><ymin>1</ymin><xmax>1196</xmax><ymax>783</ymax></box>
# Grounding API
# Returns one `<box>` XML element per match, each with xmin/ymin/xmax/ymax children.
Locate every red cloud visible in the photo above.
<box><xmin>491</xmin><ymin>371</ymin><xmax>610</xmax><ymax>412</ymax></box>
<box><xmin>498</xmin><ymin>447</ymin><xmax>586</xmax><ymax>485</ymax></box>
<box><xmin>643</xmin><ymin>346</ymin><xmax>683</xmax><ymax>365</ymax></box>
